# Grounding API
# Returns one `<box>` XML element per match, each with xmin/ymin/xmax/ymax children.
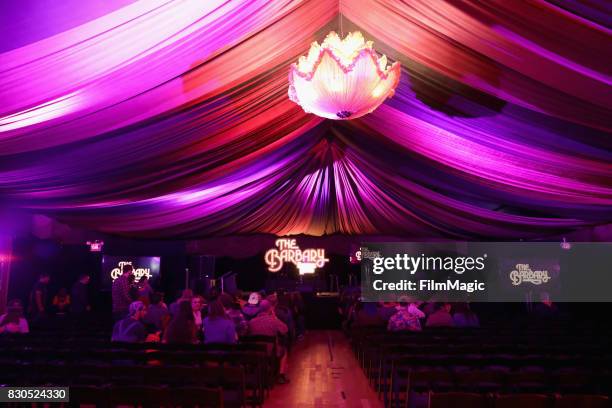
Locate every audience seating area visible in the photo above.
<box><xmin>350</xmin><ymin>325</ymin><xmax>612</xmax><ymax>408</ymax></box>
<box><xmin>0</xmin><ymin>328</ymin><xmax>281</xmax><ymax>407</ymax></box>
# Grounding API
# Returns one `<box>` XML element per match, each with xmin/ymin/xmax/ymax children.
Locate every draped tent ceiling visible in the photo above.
<box><xmin>0</xmin><ymin>0</ymin><xmax>611</xmax><ymax>240</ymax></box>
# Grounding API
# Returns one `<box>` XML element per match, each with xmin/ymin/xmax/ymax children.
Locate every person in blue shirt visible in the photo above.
<box><xmin>203</xmin><ymin>299</ymin><xmax>237</xmax><ymax>344</ymax></box>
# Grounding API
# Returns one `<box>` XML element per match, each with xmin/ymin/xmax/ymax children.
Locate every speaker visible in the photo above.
<box><xmin>191</xmin><ymin>255</ymin><xmax>215</xmax><ymax>279</ymax></box>
<box><xmin>189</xmin><ymin>255</ymin><xmax>216</xmax><ymax>296</ymax></box>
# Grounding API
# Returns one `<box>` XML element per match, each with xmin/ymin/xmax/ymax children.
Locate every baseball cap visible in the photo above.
<box><xmin>248</xmin><ymin>292</ymin><xmax>261</xmax><ymax>305</ymax></box>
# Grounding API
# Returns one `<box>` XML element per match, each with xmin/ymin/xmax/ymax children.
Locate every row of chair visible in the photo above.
<box><xmin>349</xmin><ymin>326</ymin><xmax>611</xmax><ymax>408</ymax></box>
<box><xmin>426</xmin><ymin>392</ymin><xmax>610</xmax><ymax>408</ymax></box>
<box><xmin>0</xmin><ymin>336</ymin><xmax>281</xmax><ymax>408</ymax></box>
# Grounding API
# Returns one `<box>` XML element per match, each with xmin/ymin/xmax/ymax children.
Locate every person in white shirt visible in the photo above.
<box><xmin>0</xmin><ymin>299</ymin><xmax>29</xmax><ymax>334</ymax></box>
<box><xmin>191</xmin><ymin>295</ymin><xmax>205</xmax><ymax>332</ymax></box>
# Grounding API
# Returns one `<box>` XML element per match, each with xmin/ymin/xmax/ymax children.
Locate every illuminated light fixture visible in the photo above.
<box><xmin>86</xmin><ymin>240</ymin><xmax>104</xmax><ymax>252</ymax></box>
<box><xmin>560</xmin><ymin>238</ymin><xmax>571</xmax><ymax>250</ymax></box>
<box><xmin>288</xmin><ymin>31</ymin><xmax>401</xmax><ymax>120</ymax></box>
<box><xmin>297</xmin><ymin>262</ymin><xmax>317</xmax><ymax>275</ymax></box>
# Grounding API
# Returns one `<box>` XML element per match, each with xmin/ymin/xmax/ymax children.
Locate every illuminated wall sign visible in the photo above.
<box><xmin>87</xmin><ymin>240</ymin><xmax>104</xmax><ymax>252</ymax></box>
<box><xmin>265</xmin><ymin>238</ymin><xmax>329</xmax><ymax>275</ymax></box>
<box><xmin>509</xmin><ymin>264</ymin><xmax>551</xmax><ymax>286</ymax></box>
<box><xmin>110</xmin><ymin>261</ymin><xmax>152</xmax><ymax>283</ymax></box>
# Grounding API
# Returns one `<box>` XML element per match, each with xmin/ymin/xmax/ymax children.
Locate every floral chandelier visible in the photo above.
<box><xmin>289</xmin><ymin>31</ymin><xmax>401</xmax><ymax>120</ymax></box>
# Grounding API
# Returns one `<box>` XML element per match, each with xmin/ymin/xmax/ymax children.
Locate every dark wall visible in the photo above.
<box><xmin>8</xmin><ymin>235</ymin><xmax>188</xmax><ymax>311</ymax></box>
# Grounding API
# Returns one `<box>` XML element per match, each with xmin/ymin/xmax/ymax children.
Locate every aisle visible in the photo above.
<box><xmin>264</xmin><ymin>330</ymin><xmax>383</xmax><ymax>408</ymax></box>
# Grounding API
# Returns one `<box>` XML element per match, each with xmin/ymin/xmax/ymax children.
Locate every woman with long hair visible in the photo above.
<box><xmin>203</xmin><ymin>299</ymin><xmax>237</xmax><ymax>344</ymax></box>
<box><xmin>163</xmin><ymin>301</ymin><xmax>197</xmax><ymax>344</ymax></box>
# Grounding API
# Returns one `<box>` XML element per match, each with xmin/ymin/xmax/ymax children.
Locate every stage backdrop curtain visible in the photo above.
<box><xmin>0</xmin><ymin>0</ymin><xmax>610</xmax><ymax>239</ymax></box>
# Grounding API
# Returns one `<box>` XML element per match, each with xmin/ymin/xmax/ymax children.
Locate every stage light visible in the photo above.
<box><xmin>288</xmin><ymin>31</ymin><xmax>400</xmax><ymax>120</ymax></box>
<box><xmin>560</xmin><ymin>238</ymin><xmax>571</xmax><ymax>250</ymax></box>
<box><xmin>297</xmin><ymin>262</ymin><xmax>316</xmax><ymax>275</ymax></box>
<box><xmin>86</xmin><ymin>240</ymin><xmax>104</xmax><ymax>252</ymax></box>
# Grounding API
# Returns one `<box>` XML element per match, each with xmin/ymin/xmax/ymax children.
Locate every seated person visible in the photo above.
<box><xmin>0</xmin><ymin>299</ymin><xmax>29</xmax><ymax>334</ymax></box>
<box><xmin>169</xmin><ymin>289</ymin><xmax>193</xmax><ymax>317</ymax></box>
<box><xmin>249</xmin><ymin>300</ymin><xmax>290</xmax><ymax>384</ymax></box>
<box><xmin>203</xmin><ymin>300</ymin><xmax>237</xmax><ymax>344</ymax></box>
<box><xmin>388</xmin><ymin>297</ymin><xmax>425</xmax><ymax>332</ymax></box>
<box><xmin>352</xmin><ymin>302</ymin><xmax>385</xmax><ymax>327</ymax></box>
<box><xmin>533</xmin><ymin>292</ymin><xmax>559</xmax><ymax>320</ymax></box>
<box><xmin>142</xmin><ymin>292</ymin><xmax>170</xmax><ymax>331</ymax></box>
<box><xmin>425</xmin><ymin>303</ymin><xmax>455</xmax><ymax>327</ymax></box>
<box><xmin>378</xmin><ymin>302</ymin><xmax>397</xmax><ymax>322</ymax></box>
<box><xmin>192</xmin><ymin>295</ymin><xmax>205</xmax><ymax>333</ymax></box>
<box><xmin>219</xmin><ymin>293</ymin><xmax>248</xmax><ymax>337</ymax></box>
<box><xmin>163</xmin><ymin>301</ymin><xmax>197</xmax><ymax>344</ymax></box>
<box><xmin>242</xmin><ymin>292</ymin><xmax>262</xmax><ymax>320</ymax></box>
<box><xmin>111</xmin><ymin>301</ymin><xmax>147</xmax><ymax>343</ymax></box>
<box><xmin>452</xmin><ymin>302</ymin><xmax>480</xmax><ymax>327</ymax></box>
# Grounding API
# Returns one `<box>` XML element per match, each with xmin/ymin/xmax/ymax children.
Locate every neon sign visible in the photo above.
<box><xmin>111</xmin><ymin>261</ymin><xmax>152</xmax><ymax>283</ymax></box>
<box><xmin>264</xmin><ymin>238</ymin><xmax>329</xmax><ymax>275</ymax></box>
<box><xmin>87</xmin><ymin>240</ymin><xmax>104</xmax><ymax>252</ymax></box>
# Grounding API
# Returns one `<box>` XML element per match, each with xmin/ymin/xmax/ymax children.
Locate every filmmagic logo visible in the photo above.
<box><xmin>509</xmin><ymin>264</ymin><xmax>551</xmax><ymax>286</ymax></box>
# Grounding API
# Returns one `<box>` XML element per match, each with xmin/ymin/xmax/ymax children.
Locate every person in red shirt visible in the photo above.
<box><xmin>248</xmin><ymin>300</ymin><xmax>290</xmax><ymax>383</ymax></box>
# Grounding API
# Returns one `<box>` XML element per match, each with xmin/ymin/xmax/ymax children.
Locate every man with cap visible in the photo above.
<box><xmin>387</xmin><ymin>296</ymin><xmax>425</xmax><ymax>332</ymax></box>
<box><xmin>242</xmin><ymin>292</ymin><xmax>262</xmax><ymax>320</ymax></box>
<box><xmin>111</xmin><ymin>301</ymin><xmax>147</xmax><ymax>343</ymax></box>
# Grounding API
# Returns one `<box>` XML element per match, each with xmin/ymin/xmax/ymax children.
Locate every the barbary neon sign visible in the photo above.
<box><xmin>265</xmin><ymin>238</ymin><xmax>329</xmax><ymax>274</ymax></box>
<box><xmin>111</xmin><ymin>261</ymin><xmax>152</xmax><ymax>282</ymax></box>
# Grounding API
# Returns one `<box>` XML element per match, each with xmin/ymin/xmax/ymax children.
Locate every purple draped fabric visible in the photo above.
<box><xmin>0</xmin><ymin>0</ymin><xmax>610</xmax><ymax>239</ymax></box>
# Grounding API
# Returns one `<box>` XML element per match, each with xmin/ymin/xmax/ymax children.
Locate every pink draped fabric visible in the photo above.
<box><xmin>0</xmin><ymin>0</ymin><xmax>610</xmax><ymax>239</ymax></box>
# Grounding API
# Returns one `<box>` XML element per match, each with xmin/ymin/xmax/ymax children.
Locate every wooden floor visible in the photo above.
<box><xmin>264</xmin><ymin>330</ymin><xmax>383</xmax><ymax>408</ymax></box>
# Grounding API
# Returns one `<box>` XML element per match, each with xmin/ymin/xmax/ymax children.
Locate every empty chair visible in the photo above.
<box><xmin>408</xmin><ymin>368</ymin><xmax>455</xmax><ymax>393</ymax></box>
<box><xmin>553</xmin><ymin>369</ymin><xmax>593</xmax><ymax>393</ymax></box>
<box><xmin>168</xmin><ymin>386</ymin><xmax>224</xmax><ymax>408</ymax></box>
<box><xmin>70</xmin><ymin>385</ymin><xmax>109</xmax><ymax>407</ymax></box>
<box><xmin>455</xmin><ymin>369</ymin><xmax>505</xmax><ymax>393</ymax></box>
<box><xmin>494</xmin><ymin>394</ymin><xmax>552</xmax><ymax>408</ymax></box>
<box><xmin>428</xmin><ymin>391</ymin><xmax>488</xmax><ymax>408</ymax></box>
<box><xmin>554</xmin><ymin>394</ymin><xmax>610</xmax><ymax>408</ymax></box>
<box><xmin>506</xmin><ymin>368</ymin><xmax>550</xmax><ymax>393</ymax></box>
<box><xmin>108</xmin><ymin>385</ymin><xmax>167</xmax><ymax>408</ymax></box>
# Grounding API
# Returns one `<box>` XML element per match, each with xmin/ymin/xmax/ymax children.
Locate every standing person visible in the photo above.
<box><xmin>203</xmin><ymin>300</ymin><xmax>237</xmax><ymax>344</ymax></box>
<box><xmin>163</xmin><ymin>301</ymin><xmax>197</xmax><ymax>344</ymax></box>
<box><xmin>111</xmin><ymin>301</ymin><xmax>147</xmax><ymax>343</ymax></box>
<box><xmin>28</xmin><ymin>273</ymin><xmax>50</xmax><ymax>324</ymax></box>
<box><xmin>70</xmin><ymin>274</ymin><xmax>91</xmax><ymax>316</ymax></box>
<box><xmin>248</xmin><ymin>300</ymin><xmax>290</xmax><ymax>384</ymax></box>
<box><xmin>52</xmin><ymin>288</ymin><xmax>71</xmax><ymax>316</ymax></box>
<box><xmin>112</xmin><ymin>264</ymin><xmax>134</xmax><ymax>321</ymax></box>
